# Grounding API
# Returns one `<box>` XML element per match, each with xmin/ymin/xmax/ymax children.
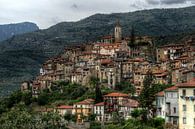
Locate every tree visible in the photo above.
<box><xmin>130</xmin><ymin>25</ymin><xmax>135</xmax><ymax>45</ymax></box>
<box><xmin>37</xmin><ymin>92</ymin><xmax>49</xmax><ymax>105</ymax></box>
<box><xmin>95</xmin><ymin>84</ymin><xmax>103</xmax><ymax>103</ymax></box>
<box><xmin>149</xmin><ymin>117</ymin><xmax>165</xmax><ymax>129</ymax></box>
<box><xmin>139</xmin><ymin>70</ymin><xmax>155</xmax><ymax>120</ymax></box>
<box><xmin>115</xmin><ymin>81</ymin><xmax>135</xmax><ymax>96</ymax></box>
<box><xmin>89</xmin><ymin>76</ymin><xmax>99</xmax><ymax>89</ymax></box>
<box><xmin>131</xmin><ymin>109</ymin><xmax>142</xmax><ymax>119</ymax></box>
<box><xmin>88</xmin><ymin>114</ymin><xmax>96</xmax><ymax>122</ymax></box>
<box><xmin>90</xmin><ymin>76</ymin><xmax>103</xmax><ymax>103</ymax></box>
<box><xmin>64</xmin><ymin>114</ymin><xmax>76</xmax><ymax>122</ymax></box>
<box><xmin>22</xmin><ymin>92</ymin><xmax>32</xmax><ymax>105</ymax></box>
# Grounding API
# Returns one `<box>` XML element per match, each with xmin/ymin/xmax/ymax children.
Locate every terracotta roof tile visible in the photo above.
<box><xmin>104</xmin><ymin>92</ymin><xmax>129</xmax><ymax>97</ymax></box>
<box><xmin>156</xmin><ymin>91</ymin><xmax>164</xmax><ymax>96</ymax></box>
<box><xmin>101</xmin><ymin>59</ymin><xmax>112</xmax><ymax>65</ymax></box>
<box><xmin>57</xmin><ymin>105</ymin><xmax>73</xmax><ymax>109</ymax></box>
<box><xmin>101</xmin><ymin>35</ymin><xmax>113</xmax><ymax>39</ymax></box>
<box><xmin>76</xmin><ymin>99</ymin><xmax>95</xmax><ymax>105</ymax></box>
<box><xmin>177</xmin><ymin>78</ymin><xmax>195</xmax><ymax>88</ymax></box>
<box><xmin>155</xmin><ymin>72</ymin><xmax>168</xmax><ymax>77</ymax></box>
<box><xmin>123</xmin><ymin>99</ymin><xmax>139</xmax><ymax>107</ymax></box>
<box><xmin>165</xmin><ymin>86</ymin><xmax>178</xmax><ymax>91</ymax></box>
<box><xmin>94</xmin><ymin>102</ymin><xmax>104</xmax><ymax>106</ymax></box>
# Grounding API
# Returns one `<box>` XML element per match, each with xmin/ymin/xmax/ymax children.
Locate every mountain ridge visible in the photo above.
<box><xmin>0</xmin><ymin>22</ymin><xmax>39</xmax><ymax>41</ymax></box>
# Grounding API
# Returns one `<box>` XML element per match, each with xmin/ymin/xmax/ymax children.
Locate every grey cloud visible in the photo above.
<box><xmin>160</xmin><ymin>0</ymin><xmax>186</xmax><ymax>4</ymax></box>
<box><xmin>146</xmin><ymin>0</ymin><xmax>192</xmax><ymax>5</ymax></box>
<box><xmin>71</xmin><ymin>4</ymin><xmax>78</xmax><ymax>9</ymax></box>
<box><xmin>130</xmin><ymin>3</ymin><xmax>143</xmax><ymax>9</ymax></box>
<box><xmin>146</xmin><ymin>0</ymin><xmax>160</xmax><ymax>5</ymax></box>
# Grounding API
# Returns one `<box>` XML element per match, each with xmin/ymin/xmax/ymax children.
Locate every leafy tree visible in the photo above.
<box><xmin>88</xmin><ymin>114</ymin><xmax>96</xmax><ymax>122</ymax></box>
<box><xmin>149</xmin><ymin>117</ymin><xmax>165</xmax><ymax>129</ymax></box>
<box><xmin>70</xmin><ymin>85</ymin><xmax>88</xmax><ymax>99</ymax></box>
<box><xmin>95</xmin><ymin>84</ymin><xmax>103</xmax><ymax>103</ymax></box>
<box><xmin>115</xmin><ymin>81</ymin><xmax>135</xmax><ymax>96</ymax></box>
<box><xmin>64</xmin><ymin>113</ymin><xmax>76</xmax><ymax>122</ymax></box>
<box><xmin>90</xmin><ymin>121</ymin><xmax>101</xmax><ymax>129</ymax></box>
<box><xmin>37</xmin><ymin>92</ymin><xmax>49</xmax><ymax>105</ymax></box>
<box><xmin>130</xmin><ymin>25</ymin><xmax>135</xmax><ymax>45</ymax></box>
<box><xmin>122</xmin><ymin>119</ymin><xmax>155</xmax><ymax>129</ymax></box>
<box><xmin>22</xmin><ymin>91</ymin><xmax>32</xmax><ymax>105</ymax></box>
<box><xmin>104</xmin><ymin>124</ymin><xmax>120</xmax><ymax>129</ymax></box>
<box><xmin>89</xmin><ymin>76</ymin><xmax>103</xmax><ymax>103</ymax></box>
<box><xmin>139</xmin><ymin>70</ymin><xmax>155</xmax><ymax>120</ymax></box>
<box><xmin>111</xmin><ymin>112</ymin><xmax>124</xmax><ymax>124</ymax></box>
<box><xmin>64</xmin><ymin>113</ymin><xmax>72</xmax><ymax>121</ymax></box>
<box><xmin>131</xmin><ymin>109</ymin><xmax>143</xmax><ymax>119</ymax></box>
<box><xmin>89</xmin><ymin>76</ymin><xmax>99</xmax><ymax>89</ymax></box>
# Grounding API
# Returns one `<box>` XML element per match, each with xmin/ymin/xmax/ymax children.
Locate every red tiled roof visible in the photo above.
<box><xmin>104</xmin><ymin>92</ymin><xmax>129</xmax><ymax>97</ymax></box>
<box><xmin>123</xmin><ymin>99</ymin><xmax>139</xmax><ymax>108</ymax></box>
<box><xmin>165</xmin><ymin>86</ymin><xmax>178</xmax><ymax>91</ymax></box>
<box><xmin>95</xmin><ymin>102</ymin><xmax>104</xmax><ymax>106</ymax></box>
<box><xmin>133</xmin><ymin>58</ymin><xmax>145</xmax><ymax>62</ymax></box>
<box><xmin>159</xmin><ymin>44</ymin><xmax>184</xmax><ymax>48</ymax></box>
<box><xmin>101</xmin><ymin>59</ymin><xmax>112</xmax><ymax>65</ymax></box>
<box><xmin>175</xmin><ymin>56</ymin><xmax>189</xmax><ymax>60</ymax></box>
<box><xmin>177</xmin><ymin>78</ymin><xmax>195</xmax><ymax>88</ymax></box>
<box><xmin>82</xmin><ymin>52</ymin><xmax>98</xmax><ymax>55</ymax></box>
<box><xmin>95</xmin><ymin>43</ymin><xmax>120</xmax><ymax>47</ymax></box>
<box><xmin>153</xmin><ymin>70</ymin><xmax>166</xmax><ymax>74</ymax></box>
<box><xmin>101</xmin><ymin>35</ymin><xmax>113</xmax><ymax>39</ymax></box>
<box><xmin>155</xmin><ymin>72</ymin><xmax>168</xmax><ymax>77</ymax></box>
<box><xmin>156</xmin><ymin>91</ymin><xmax>164</xmax><ymax>97</ymax></box>
<box><xmin>76</xmin><ymin>99</ymin><xmax>95</xmax><ymax>105</ymax></box>
<box><xmin>57</xmin><ymin>105</ymin><xmax>73</xmax><ymax>109</ymax></box>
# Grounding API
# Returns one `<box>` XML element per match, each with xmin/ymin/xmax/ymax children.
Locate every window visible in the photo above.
<box><xmin>194</xmin><ymin>105</ymin><xmax>195</xmax><ymax>112</ymax></box>
<box><xmin>173</xmin><ymin>107</ymin><xmax>176</xmax><ymax>113</ymax></box>
<box><xmin>166</xmin><ymin>93</ymin><xmax>169</xmax><ymax>97</ymax></box>
<box><xmin>194</xmin><ymin>118</ymin><xmax>195</xmax><ymax>125</ymax></box>
<box><xmin>182</xmin><ymin>89</ymin><xmax>186</xmax><ymax>96</ymax></box>
<box><xmin>183</xmin><ymin>105</ymin><xmax>186</xmax><ymax>111</ymax></box>
<box><xmin>183</xmin><ymin>117</ymin><xmax>186</xmax><ymax>124</ymax></box>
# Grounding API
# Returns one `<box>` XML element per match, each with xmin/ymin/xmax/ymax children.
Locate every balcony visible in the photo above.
<box><xmin>166</xmin><ymin>110</ymin><xmax>171</xmax><ymax>116</ymax></box>
<box><xmin>180</xmin><ymin>96</ymin><xmax>195</xmax><ymax>101</ymax></box>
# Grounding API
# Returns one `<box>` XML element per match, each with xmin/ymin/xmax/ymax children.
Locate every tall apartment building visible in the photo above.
<box><xmin>177</xmin><ymin>78</ymin><xmax>195</xmax><ymax>129</ymax></box>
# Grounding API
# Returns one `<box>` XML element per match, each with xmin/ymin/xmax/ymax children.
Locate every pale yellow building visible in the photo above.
<box><xmin>73</xmin><ymin>99</ymin><xmax>95</xmax><ymax>123</ymax></box>
<box><xmin>177</xmin><ymin>78</ymin><xmax>195</xmax><ymax>129</ymax></box>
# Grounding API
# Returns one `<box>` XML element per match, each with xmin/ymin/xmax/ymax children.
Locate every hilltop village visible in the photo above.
<box><xmin>21</xmin><ymin>21</ymin><xmax>195</xmax><ymax>128</ymax></box>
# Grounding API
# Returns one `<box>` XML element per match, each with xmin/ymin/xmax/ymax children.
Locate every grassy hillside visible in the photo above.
<box><xmin>0</xmin><ymin>6</ymin><xmax>195</xmax><ymax>95</ymax></box>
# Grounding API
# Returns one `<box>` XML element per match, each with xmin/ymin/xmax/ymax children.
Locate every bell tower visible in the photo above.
<box><xmin>114</xmin><ymin>20</ymin><xmax>122</xmax><ymax>42</ymax></box>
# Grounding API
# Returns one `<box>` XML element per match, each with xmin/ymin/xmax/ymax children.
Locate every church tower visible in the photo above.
<box><xmin>114</xmin><ymin>20</ymin><xmax>122</xmax><ymax>42</ymax></box>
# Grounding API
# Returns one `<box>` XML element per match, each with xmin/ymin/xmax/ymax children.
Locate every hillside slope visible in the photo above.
<box><xmin>0</xmin><ymin>6</ymin><xmax>195</xmax><ymax>95</ymax></box>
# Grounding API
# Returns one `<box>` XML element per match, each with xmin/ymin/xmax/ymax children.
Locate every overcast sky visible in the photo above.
<box><xmin>0</xmin><ymin>0</ymin><xmax>194</xmax><ymax>29</ymax></box>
